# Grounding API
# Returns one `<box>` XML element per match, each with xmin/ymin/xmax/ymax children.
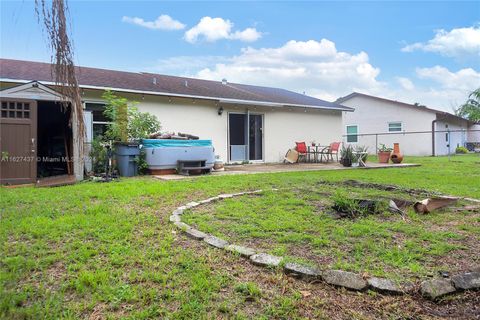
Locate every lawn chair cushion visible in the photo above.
<box><xmin>295</xmin><ymin>142</ymin><xmax>307</xmax><ymax>154</ymax></box>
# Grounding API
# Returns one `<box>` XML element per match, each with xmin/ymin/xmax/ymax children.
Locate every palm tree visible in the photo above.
<box><xmin>456</xmin><ymin>88</ymin><xmax>480</xmax><ymax>122</ymax></box>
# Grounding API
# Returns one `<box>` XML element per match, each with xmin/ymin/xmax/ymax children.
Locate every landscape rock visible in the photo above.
<box><xmin>204</xmin><ymin>235</ymin><xmax>229</xmax><ymax>249</ymax></box>
<box><xmin>225</xmin><ymin>244</ymin><xmax>256</xmax><ymax>257</ymax></box>
<box><xmin>172</xmin><ymin>208</ymin><xmax>184</xmax><ymax>215</ymax></box>
<box><xmin>185</xmin><ymin>201</ymin><xmax>200</xmax><ymax>209</ymax></box>
<box><xmin>367</xmin><ymin>277</ymin><xmax>403</xmax><ymax>294</ymax></box>
<box><xmin>232</xmin><ymin>192</ymin><xmax>247</xmax><ymax>196</ymax></box>
<box><xmin>421</xmin><ymin>279</ymin><xmax>456</xmax><ymax>299</ymax></box>
<box><xmin>185</xmin><ymin>228</ymin><xmax>207</xmax><ymax>240</ymax></box>
<box><xmin>169</xmin><ymin>214</ymin><xmax>181</xmax><ymax>222</ymax></box>
<box><xmin>284</xmin><ymin>262</ymin><xmax>321</xmax><ymax>280</ymax></box>
<box><xmin>250</xmin><ymin>253</ymin><xmax>282</xmax><ymax>267</ymax></box>
<box><xmin>174</xmin><ymin>221</ymin><xmax>190</xmax><ymax>230</ymax></box>
<box><xmin>218</xmin><ymin>194</ymin><xmax>234</xmax><ymax>199</ymax></box>
<box><xmin>322</xmin><ymin>270</ymin><xmax>367</xmax><ymax>291</ymax></box>
<box><xmin>451</xmin><ymin>272</ymin><xmax>480</xmax><ymax>290</ymax></box>
<box><xmin>177</xmin><ymin>206</ymin><xmax>188</xmax><ymax>211</ymax></box>
<box><xmin>401</xmin><ymin>282</ymin><xmax>417</xmax><ymax>294</ymax></box>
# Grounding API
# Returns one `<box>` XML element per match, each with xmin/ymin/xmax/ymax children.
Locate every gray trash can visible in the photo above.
<box><xmin>115</xmin><ymin>143</ymin><xmax>140</xmax><ymax>177</ymax></box>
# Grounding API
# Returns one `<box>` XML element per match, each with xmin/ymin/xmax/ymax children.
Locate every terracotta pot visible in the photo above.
<box><xmin>390</xmin><ymin>143</ymin><xmax>404</xmax><ymax>164</ymax></box>
<box><xmin>378</xmin><ymin>151</ymin><xmax>391</xmax><ymax>163</ymax></box>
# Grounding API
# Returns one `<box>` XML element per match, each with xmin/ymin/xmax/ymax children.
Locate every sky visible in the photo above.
<box><xmin>1</xmin><ymin>1</ymin><xmax>479</xmax><ymax>111</ymax></box>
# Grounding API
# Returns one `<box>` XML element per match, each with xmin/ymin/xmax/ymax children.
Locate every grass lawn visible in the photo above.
<box><xmin>183</xmin><ymin>186</ymin><xmax>479</xmax><ymax>282</ymax></box>
<box><xmin>1</xmin><ymin>154</ymin><xmax>479</xmax><ymax>319</ymax></box>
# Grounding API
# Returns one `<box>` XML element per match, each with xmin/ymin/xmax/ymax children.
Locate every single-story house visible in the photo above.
<box><xmin>337</xmin><ymin>92</ymin><xmax>480</xmax><ymax>156</ymax></box>
<box><xmin>0</xmin><ymin>58</ymin><xmax>353</xmax><ymax>185</ymax></box>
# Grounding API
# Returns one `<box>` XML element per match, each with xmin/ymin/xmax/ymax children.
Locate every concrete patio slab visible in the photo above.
<box><xmin>154</xmin><ymin>162</ymin><xmax>420</xmax><ymax>181</ymax></box>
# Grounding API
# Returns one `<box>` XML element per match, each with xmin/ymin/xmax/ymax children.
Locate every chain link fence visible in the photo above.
<box><xmin>342</xmin><ymin>129</ymin><xmax>480</xmax><ymax>156</ymax></box>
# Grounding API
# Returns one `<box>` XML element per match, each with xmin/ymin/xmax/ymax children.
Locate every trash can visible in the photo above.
<box><xmin>115</xmin><ymin>143</ymin><xmax>140</xmax><ymax>177</ymax></box>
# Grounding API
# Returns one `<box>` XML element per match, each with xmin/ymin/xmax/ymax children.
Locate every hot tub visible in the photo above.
<box><xmin>142</xmin><ymin>139</ymin><xmax>215</xmax><ymax>170</ymax></box>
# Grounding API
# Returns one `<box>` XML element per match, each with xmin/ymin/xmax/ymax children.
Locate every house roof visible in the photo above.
<box><xmin>336</xmin><ymin>92</ymin><xmax>475</xmax><ymax>124</ymax></box>
<box><xmin>0</xmin><ymin>58</ymin><xmax>353</xmax><ymax>112</ymax></box>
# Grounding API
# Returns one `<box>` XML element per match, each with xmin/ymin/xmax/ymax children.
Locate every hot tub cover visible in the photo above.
<box><xmin>142</xmin><ymin>139</ymin><xmax>212</xmax><ymax>148</ymax></box>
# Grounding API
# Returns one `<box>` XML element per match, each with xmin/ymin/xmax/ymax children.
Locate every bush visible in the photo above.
<box><xmin>102</xmin><ymin>90</ymin><xmax>161</xmax><ymax>142</ymax></box>
<box><xmin>455</xmin><ymin>146</ymin><xmax>468</xmax><ymax>154</ymax></box>
<box><xmin>92</xmin><ymin>91</ymin><xmax>161</xmax><ymax>175</ymax></box>
<box><xmin>90</xmin><ymin>137</ymin><xmax>108</xmax><ymax>174</ymax></box>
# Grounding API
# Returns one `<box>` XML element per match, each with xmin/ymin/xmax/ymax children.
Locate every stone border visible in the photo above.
<box><xmin>170</xmin><ymin>189</ymin><xmax>480</xmax><ymax>300</ymax></box>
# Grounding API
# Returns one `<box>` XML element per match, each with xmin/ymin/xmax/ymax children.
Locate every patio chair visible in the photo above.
<box><xmin>295</xmin><ymin>141</ymin><xmax>308</xmax><ymax>162</ymax></box>
<box><xmin>284</xmin><ymin>148</ymin><xmax>299</xmax><ymax>163</ymax></box>
<box><xmin>319</xmin><ymin>142</ymin><xmax>341</xmax><ymax>162</ymax></box>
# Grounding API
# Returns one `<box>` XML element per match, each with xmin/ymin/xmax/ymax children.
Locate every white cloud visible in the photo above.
<box><xmin>385</xmin><ymin>66</ymin><xmax>480</xmax><ymax>111</ymax></box>
<box><xmin>122</xmin><ymin>14</ymin><xmax>185</xmax><ymax>30</ymax></box>
<box><xmin>402</xmin><ymin>25</ymin><xmax>480</xmax><ymax>58</ymax></box>
<box><xmin>184</xmin><ymin>17</ymin><xmax>262</xmax><ymax>43</ymax></box>
<box><xmin>397</xmin><ymin>77</ymin><xmax>414</xmax><ymax>91</ymax></box>
<box><xmin>194</xmin><ymin>39</ymin><xmax>384</xmax><ymax>100</ymax></box>
<box><xmin>144</xmin><ymin>39</ymin><xmax>478</xmax><ymax>111</ymax></box>
<box><xmin>416</xmin><ymin>66</ymin><xmax>480</xmax><ymax>91</ymax></box>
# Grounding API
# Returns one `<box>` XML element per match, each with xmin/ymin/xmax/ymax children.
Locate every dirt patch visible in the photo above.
<box><xmin>175</xmin><ymin>231</ymin><xmax>480</xmax><ymax>319</ymax></box>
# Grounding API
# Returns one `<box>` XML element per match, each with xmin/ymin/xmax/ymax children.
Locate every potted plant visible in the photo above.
<box><xmin>340</xmin><ymin>144</ymin><xmax>354</xmax><ymax>167</ymax></box>
<box><xmin>377</xmin><ymin>144</ymin><xmax>392</xmax><ymax>163</ymax></box>
<box><xmin>103</xmin><ymin>90</ymin><xmax>160</xmax><ymax>177</ymax></box>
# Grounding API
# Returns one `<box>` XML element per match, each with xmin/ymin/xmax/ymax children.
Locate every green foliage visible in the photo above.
<box><xmin>97</xmin><ymin>91</ymin><xmax>160</xmax><ymax>174</ymax></box>
<box><xmin>102</xmin><ymin>90</ymin><xmax>161</xmax><ymax>141</ymax></box>
<box><xmin>331</xmin><ymin>190</ymin><xmax>387</xmax><ymax>217</ymax></box>
<box><xmin>455</xmin><ymin>87</ymin><xmax>480</xmax><ymax>122</ymax></box>
<box><xmin>1</xmin><ymin>155</ymin><xmax>480</xmax><ymax>318</ymax></box>
<box><xmin>234</xmin><ymin>282</ymin><xmax>262</xmax><ymax>301</ymax></box>
<box><xmin>90</xmin><ymin>137</ymin><xmax>108</xmax><ymax>173</ymax></box>
<box><xmin>378</xmin><ymin>143</ymin><xmax>393</xmax><ymax>152</ymax></box>
<box><xmin>136</xmin><ymin>148</ymin><xmax>149</xmax><ymax>175</ymax></box>
<box><xmin>103</xmin><ymin>90</ymin><xmax>129</xmax><ymax>142</ymax></box>
<box><xmin>128</xmin><ymin>107</ymin><xmax>161</xmax><ymax>140</ymax></box>
<box><xmin>455</xmin><ymin>146</ymin><xmax>468</xmax><ymax>154</ymax></box>
<box><xmin>340</xmin><ymin>144</ymin><xmax>354</xmax><ymax>162</ymax></box>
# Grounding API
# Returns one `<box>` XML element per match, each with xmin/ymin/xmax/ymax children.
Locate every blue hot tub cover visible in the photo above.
<box><xmin>142</xmin><ymin>139</ymin><xmax>213</xmax><ymax>148</ymax></box>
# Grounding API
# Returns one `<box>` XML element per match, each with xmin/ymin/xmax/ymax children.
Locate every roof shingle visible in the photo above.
<box><xmin>0</xmin><ymin>58</ymin><xmax>352</xmax><ymax>111</ymax></box>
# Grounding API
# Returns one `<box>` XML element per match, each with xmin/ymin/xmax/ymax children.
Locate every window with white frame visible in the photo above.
<box><xmin>85</xmin><ymin>103</ymin><xmax>110</xmax><ymax>138</ymax></box>
<box><xmin>346</xmin><ymin>125</ymin><xmax>358</xmax><ymax>143</ymax></box>
<box><xmin>388</xmin><ymin>122</ymin><xmax>403</xmax><ymax>132</ymax></box>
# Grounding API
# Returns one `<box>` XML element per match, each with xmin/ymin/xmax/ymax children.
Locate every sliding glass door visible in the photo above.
<box><xmin>228</xmin><ymin>112</ymin><xmax>263</xmax><ymax>162</ymax></box>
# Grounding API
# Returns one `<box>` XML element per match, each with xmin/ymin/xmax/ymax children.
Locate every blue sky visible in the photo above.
<box><xmin>1</xmin><ymin>1</ymin><xmax>479</xmax><ymax>111</ymax></box>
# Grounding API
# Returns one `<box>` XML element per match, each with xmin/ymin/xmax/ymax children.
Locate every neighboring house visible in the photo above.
<box><xmin>0</xmin><ymin>58</ymin><xmax>353</xmax><ymax>185</ymax></box>
<box><xmin>337</xmin><ymin>92</ymin><xmax>480</xmax><ymax>156</ymax></box>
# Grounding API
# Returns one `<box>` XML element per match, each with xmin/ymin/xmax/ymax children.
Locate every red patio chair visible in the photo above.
<box><xmin>295</xmin><ymin>141</ymin><xmax>308</xmax><ymax>162</ymax></box>
<box><xmin>319</xmin><ymin>142</ymin><xmax>341</xmax><ymax>162</ymax></box>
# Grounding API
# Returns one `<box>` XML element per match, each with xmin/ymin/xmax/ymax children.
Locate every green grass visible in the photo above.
<box><xmin>1</xmin><ymin>154</ymin><xmax>479</xmax><ymax>319</ymax></box>
<box><xmin>184</xmin><ymin>185</ymin><xmax>479</xmax><ymax>281</ymax></box>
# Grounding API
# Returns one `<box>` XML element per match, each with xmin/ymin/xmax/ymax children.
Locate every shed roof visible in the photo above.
<box><xmin>0</xmin><ymin>58</ymin><xmax>353</xmax><ymax>112</ymax></box>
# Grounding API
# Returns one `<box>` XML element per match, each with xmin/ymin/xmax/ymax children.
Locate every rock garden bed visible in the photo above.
<box><xmin>174</xmin><ymin>181</ymin><xmax>480</xmax><ymax>300</ymax></box>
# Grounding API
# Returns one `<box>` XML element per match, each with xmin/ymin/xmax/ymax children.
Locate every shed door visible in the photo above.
<box><xmin>0</xmin><ymin>99</ymin><xmax>37</xmax><ymax>184</ymax></box>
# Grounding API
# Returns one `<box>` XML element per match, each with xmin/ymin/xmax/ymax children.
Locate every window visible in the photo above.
<box><xmin>346</xmin><ymin>125</ymin><xmax>358</xmax><ymax>143</ymax></box>
<box><xmin>388</xmin><ymin>122</ymin><xmax>403</xmax><ymax>132</ymax></box>
<box><xmin>85</xmin><ymin>103</ymin><xmax>110</xmax><ymax>137</ymax></box>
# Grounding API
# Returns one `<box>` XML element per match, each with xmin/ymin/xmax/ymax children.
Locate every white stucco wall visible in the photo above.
<box><xmin>468</xmin><ymin>124</ymin><xmax>480</xmax><ymax>142</ymax></box>
<box><xmin>434</xmin><ymin>119</ymin><xmax>469</xmax><ymax>155</ymax></box>
<box><xmin>82</xmin><ymin>89</ymin><xmax>344</xmax><ymax>163</ymax></box>
<box><xmin>341</xmin><ymin>95</ymin><xmax>436</xmax><ymax>156</ymax></box>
